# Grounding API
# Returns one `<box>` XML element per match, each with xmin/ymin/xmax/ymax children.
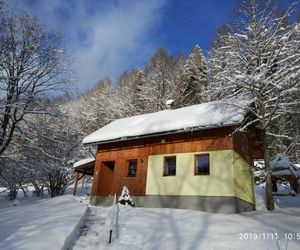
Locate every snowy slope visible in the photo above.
<box><xmin>0</xmin><ymin>195</ymin><xmax>87</xmax><ymax>250</ymax></box>
<box><xmin>1</xmin><ymin>191</ymin><xmax>300</xmax><ymax>250</ymax></box>
<box><xmin>71</xmin><ymin>196</ymin><xmax>300</xmax><ymax>250</ymax></box>
<box><xmin>83</xmin><ymin>97</ymin><xmax>251</xmax><ymax>144</ymax></box>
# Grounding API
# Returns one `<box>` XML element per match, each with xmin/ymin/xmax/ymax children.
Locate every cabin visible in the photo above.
<box><xmin>75</xmin><ymin>98</ymin><xmax>263</xmax><ymax>213</ymax></box>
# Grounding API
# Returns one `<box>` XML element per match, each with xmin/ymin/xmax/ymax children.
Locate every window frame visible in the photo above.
<box><xmin>163</xmin><ymin>156</ymin><xmax>176</xmax><ymax>176</ymax></box>
<box><xmin>194</xmin><ymin>154</ymin><xmax>210</xmax><ymax>176</ymax></box>
<box><xmin>127</xmin><ymin>159</ymin><xmax>138</xmax><ymax>177</ymax></box>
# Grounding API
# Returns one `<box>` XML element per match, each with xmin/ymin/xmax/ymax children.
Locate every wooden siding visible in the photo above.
<box><xmin>96</xmin><ymin>127</ymin><xmax>235</xmax><ymax>151</ymax></box>
<box><xmin>92</xmin><ymin>127</ymin><xmax>235</xmax><ymax>197</ymax></box>
<box><xmin>232</xmin><ymin>127</ymin><xmax>263</xmax><ymax>165</ymax></box>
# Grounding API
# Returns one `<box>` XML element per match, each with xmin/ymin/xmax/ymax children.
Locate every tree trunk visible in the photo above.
<box><xmin>8</xmin><ymin>187</ymin><xmax>18</xmax><ymax>200</ymax></box>
<box><xmin>20</xmin><ymin>186</ymin><xmax>28</xmax><ymax>197</ymax></box>
<box><xmin>261</xmin><ymin>128</ymin><xmax>275</xmax><ymax>210</ymax></box>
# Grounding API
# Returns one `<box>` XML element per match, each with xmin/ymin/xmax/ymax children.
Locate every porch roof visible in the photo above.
<box><xmin>73</xmin><ymin>158</ymin><xmax>95</xmax><ymax>176</ymax></box>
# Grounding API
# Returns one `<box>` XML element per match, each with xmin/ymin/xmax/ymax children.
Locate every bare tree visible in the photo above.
<box><xmin>0</xmin><ymin>5</ymin><xmax>70</xmax><ymax>157</ymax></box>
<box><xmin>143</xmin><ymin>48</ymin><xmax>175</xmax><ymax>111</ymax></box>
<box><xmin>0</xmin><ymin>157</ymin><xmax>27</xmax><ymax>200</ymax></box>
<box><xmin>113</xmin><ymin>69</ymin><xmax>149</xmax><ymax>117</ymax></box>
<box><xmin>19</xmin><ymin>107</ymin><xmax>79</xmax><ymax>197</ymax></box>
<box><xmin>208</xmin><ymin>0</ymin><xmax>300</xmax><ymax>210</ymax></box>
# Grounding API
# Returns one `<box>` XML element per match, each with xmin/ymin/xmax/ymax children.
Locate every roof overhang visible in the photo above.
<box><xmin>73</xmin><ymin>159</ymin><xmax>95</xmax><ymax>176</ymax></box>
<box><xmin>83</xmin><ymin>122</ymin><xmax>242</xmax><ymax>146</ymax></box>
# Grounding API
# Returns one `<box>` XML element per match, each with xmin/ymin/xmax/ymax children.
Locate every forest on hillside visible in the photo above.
<box><xmin>0</xmin><ymin>0</ymin><xmax>299</xmax><ymax>206</ymax></box>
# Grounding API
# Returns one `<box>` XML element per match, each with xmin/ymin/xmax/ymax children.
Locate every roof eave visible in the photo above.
<box><xmin>82</xmin><ymin>122</ymin><xmax>242</xmax><ymax>146</ymax></box>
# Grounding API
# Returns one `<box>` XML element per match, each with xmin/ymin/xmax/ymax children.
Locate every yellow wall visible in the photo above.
<box><xmin>233</xmin><ymin>152</ymin><xmax>255</xmax><ymax>204</ymax></box>
<box><xmin>146</xmin><ymin>150</ymin><xmax>235</xmax><ymax>197</ymax></box>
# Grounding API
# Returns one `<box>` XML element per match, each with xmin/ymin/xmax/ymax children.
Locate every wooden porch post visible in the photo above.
<box><xmin>73</xmin><ymin>172</ymin><xmax>79</xmax><ymax>196</ymax></box>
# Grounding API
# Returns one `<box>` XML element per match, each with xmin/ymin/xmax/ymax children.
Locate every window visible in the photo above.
<box><xmin>164</xmin><ymin>156</ymin><xmax>176</xmax><ymax>176</ymax></box>
<box><xmin>127</xmin><ymin>160</ymin><xmax>137</xmax><ymax>177</ymax></box>
<box><xmin>195</xmin><ymin>154</ymin><xmax>210</xmax><ymax>175</ymax></box>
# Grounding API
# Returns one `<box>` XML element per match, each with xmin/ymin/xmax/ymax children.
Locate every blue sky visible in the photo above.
<box><xmin>8</xmin><ymin>0</ymin><xmax>299</xmax><ymax>92</ymax></box>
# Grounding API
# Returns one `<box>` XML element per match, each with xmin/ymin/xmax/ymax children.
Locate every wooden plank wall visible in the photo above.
<box><xmin>92</xmin><ymin>127</ymin><xmax>237</xmax><ymax>197</ymax></box>
<box><xmin>232</xmin><ymin>127</ymin><xmax>263</xmax><ymax>164</ymax></box>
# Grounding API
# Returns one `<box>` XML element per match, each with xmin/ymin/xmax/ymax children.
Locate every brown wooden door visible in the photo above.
<box><xmin>99</xmin><ymin>161</ymin><xmax>115</xmax><ymax>196</ymax></box>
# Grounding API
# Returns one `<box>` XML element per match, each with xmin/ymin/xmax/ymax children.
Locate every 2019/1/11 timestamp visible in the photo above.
<box><xmin>239</xmin><ymin>232</ymin><xmax>300</xmax><ymax>240</ymax></box>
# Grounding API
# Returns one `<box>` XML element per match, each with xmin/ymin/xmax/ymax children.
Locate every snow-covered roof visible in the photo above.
<box><xmin>73</xmin><ymin>158</ymin><xmax>95</xmax><ymax>168</ymax></box>
<box><xmin>270</xmin><ymin>154</ymin><xmax>300</xmax><ymax>178</ymax></box>
<box><xmin>270</xmin><ymin>154</ymin><xmax>297</xmax><ymax>171</ymax></box>
<box><xmin>82</xmin><ymin>96</ymin><xmax>252</xmax><ymax>145</ymax></box>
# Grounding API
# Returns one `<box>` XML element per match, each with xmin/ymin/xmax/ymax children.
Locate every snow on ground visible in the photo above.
<box><xmin>70</xmin><ymin>194</ymin><xmax>300</xmax><ymax>250</ymax></box>
<box><xmin>0</xmin><ymin>195</ymin><xmax>87</xmax><ymax>250</ymax></box>
<box><xmin>66</xmin><ymin>206</ymin><xmax>110</xmax><ymax>250</ymax></box>
<box><xmin>254</xmin><ymin>184</ymin><xmax>268</xmax><ymax>211</ymax></box>
<box><xmin>1</xmin><ymin>183</ymin><xmax>300</xmax><ymax>250</ymax></box>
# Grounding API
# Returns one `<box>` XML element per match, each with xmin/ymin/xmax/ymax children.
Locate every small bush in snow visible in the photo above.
<box><xmin>118</xmin><ymin>186</ymin><xmax>135</xmax><ymax>207</ymax></box>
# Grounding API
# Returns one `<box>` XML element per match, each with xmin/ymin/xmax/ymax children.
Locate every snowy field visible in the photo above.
<box><xmin>0</xmin><ymin>195</ymin><xmax>87</xmax><ymax>250</ymax></box>
<box><xmin>69</xmin><ymin>195</ymin><xmax>300</xmax><ymax>250</ymax></box>
<box><xmin>1</xmin><ymin>187</ymin><xmax>300</xmax><ymax>250</ymax></box>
